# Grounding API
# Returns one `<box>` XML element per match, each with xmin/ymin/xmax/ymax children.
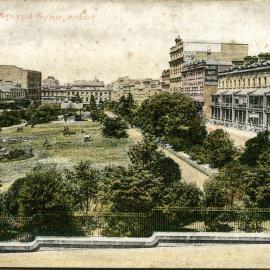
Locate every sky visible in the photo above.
<box><xmin>0</xmin><ymin>0</ymin><xmax>269</xmax><ymax>84</ymax></box>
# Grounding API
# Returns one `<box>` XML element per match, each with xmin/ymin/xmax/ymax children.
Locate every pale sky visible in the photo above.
<box><xmin>0</xmin><ymin>0</ymin><xmax>270</xmax><ymax>84</ymax></box>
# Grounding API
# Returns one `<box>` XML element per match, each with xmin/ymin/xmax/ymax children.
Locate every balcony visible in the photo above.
<box><xmin>211</xmin><ymin>102</ymin><xmax>220</xmax><ymax>106</ymax></box>
<box><xmin>221</xmin><ymin>103</ymin><xmax>232</xmax><ymax>108</ymax></box>
<box><xmin>234</xmin><ymin>103</ymin><xmax>247</xmax><ymax>109</ymax></box>
<box><xmin>249</xmin><ymin>104</ymin><xmax>263</xmax><ymax>110</ymax></box>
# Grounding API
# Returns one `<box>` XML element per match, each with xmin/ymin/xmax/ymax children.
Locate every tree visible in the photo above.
<box><xmin>203</xmin><ymin>161</ymin><xmax>252</xmax><ymax>207</ymax></box>
<box><xmin>102</xmin><ymin>116</ymin><xmax>128</xmax><ymax>139</ymax></box>
<box><xmin>128</xmin><ymin>135</ymin><xmax>181</xmax><ymax>185</ymax></box>
<box><xmin>163</xmin><ymin>182</ymin><xmax>203</xmax><ymax>207</ymax></box>
<box><xmin>89</xmin><ymin>95</ymin><xmax>100</xmax><ymax>121</ymax></box>
<box><xmin>0</xmin><ymin>110</ymin><xmax>22</xmax><ymax>128</ymax></box>
<box><xmin>204</xmin><ymin>129</ymin><xmax>239</xmax><ymax>169</ymax></box>
<box><xmin>135</xmin><ymin>92</ymin><xmax>206</xmax><ymax>151</ymax></box>
<box><xmin>66</xmin><ymin>161</ymin><xmax>99</xmax><ymax>213</ymax></box>
<box><xmin>240</xmin><ymin>131</ymin><xmax>270</xmax><ymax>166</ymax></box>
<box><xmin>117</xmin><ymin>93</ymin><xmax>135</xmax><ymax>123</ymax></box>
<box><xmin>244</xmin><ymin>151</ymin><xmax>270</xmax><ymax>208</ymax></box>
<box><xmin>105</xmin><ymin>166</ymin><xmax>165</xmax><ymax>212</ymax></box>
<box><xmin>4</xmin><ymin>164</ymin><xmax>80</xmax><ymax>236</ymax></box>
<box><xmin>5</xmin><ymin>165</ymin><xmax>72</xmax><ymax>216</ymax></box>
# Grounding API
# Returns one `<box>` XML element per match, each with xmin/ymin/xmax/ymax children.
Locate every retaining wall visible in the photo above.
<box><xmin>2</xmin><ymin>232</ymin><xmax>270</xmax><ymax>253</ymax></box>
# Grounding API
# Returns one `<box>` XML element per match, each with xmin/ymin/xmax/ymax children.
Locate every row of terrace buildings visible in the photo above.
<box><xmin>41</xmin><ymin>76</ymin><xmax>111</xmax><ymax>108</ymax></box>
<box><xmin>161</xmin><ymin>36</ymin><xmax>270</xmax><ymax>131</ymax></box>
<box><xmin>211</xmin><ymin>55</ymin><xmax>270</xmax><ymax>132</ymax></box>
<box><xmin>108</xmin><ymin>77</ymin><xmax>162</xmax><ymax>105</ymax></box>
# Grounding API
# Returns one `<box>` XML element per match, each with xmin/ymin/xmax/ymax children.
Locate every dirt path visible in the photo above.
<box><xmin>127</xmin><ymin>128</ymin><xmax>209</xmax><ymax>189</ymax></box>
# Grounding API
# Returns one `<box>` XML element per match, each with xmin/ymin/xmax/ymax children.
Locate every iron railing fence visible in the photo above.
<box><xmin>1</xmin><ymin>207</ymin><xmax>270</xmax><ymax>242</ymax></box>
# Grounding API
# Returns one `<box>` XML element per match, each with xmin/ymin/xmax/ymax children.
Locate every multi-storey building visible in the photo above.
<box><xmin>182</xmin><ymin>52</ymin><xmax>232</xmax><ymax>118</ymax></box>
<box><xmin>169</xmin><ymin>36</ymin><xmax>184</xmax><ymax>93</ymax></box>
<box><xmin>161</xmin><ymin>69</ymin><xmax>170</xmax><ymax>91</ymax></box>
<box><xmin>109</xmin><ymin>76</ymin><xmax>162</xmax><ymax>105</ymax></box>
<box><xmin>211</xmin><ymin>53</ymin><xmax>270</xmax><ymax>131</ymax></box>
<box><xmin>41</xmin><ymin>77</ymin><xmax>111</xmax><ymax>107</ymax></box>
<box><xmin>0</xmin><ymin>81</ymin><xmax>26</xmax><ymax>101</ymax></box>
<box><xmin>0</xmin><ymin>65</ymin><xmax>41</xmax><ymax>105</ymax></box>
<box><xmin>166</xmin><ymin>36</ymin><xmax>249</xmax><ymax>94</ymax></box>
<box><xmin>42</xmin><ymin>76</ymin><xmax>60</xmax><ymax>88</ymax></box>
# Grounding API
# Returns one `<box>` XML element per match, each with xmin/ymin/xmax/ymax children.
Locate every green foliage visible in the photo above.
<box><xmin>0</xmin><ymin>110</ymin><xmax>22</xmax><ymax>128</ymax></box>
<box><xmin>135</xmin><ymin>92</ymin><xmax>206</xmax><ymax>151</ymax></box>
<box><xmin>188</xmin><ymin>145</ymin><xmax>208</xmax><ymax>164</ymax></box>
<box><xmin>66</xmin><ymin>161</ymin><xmax>99</xmax><ymax>213</ymax></box>
<box><xmin>116</xmin><ymin>94</ymin><xmax>135</xmax><ymax>123</ymax></box>
<box><xmin>128</xmin><ymin>135</ymin><xmax>181</xmax><ymax>185</ymax></box>
<box><xmin>102</xmin><ymin>116</ymin><xmax>128</xmax><ymax>139</ymax></box>
<box><xmin>204</xmin><ymin>129</ymin><xmax>239</xmax><ymax>169</ymax></box>
<box><xmin>204</xmin><ymin>161</ymin><xmax>252</xmax><ymax>207</ymax></box>
<box><xmin>244</xmin><ymin>151</ymin><xmax>270</xmax><ymax>208</ymax></box>
<box><xmin>240</xmin><ymin>131</ymin><xmax>270</xmax><ymax>166</ymax></box>
<box><xmin>163</xmin><ymin>182</ymin><xmax>203</xmax><ymax>207</ymax></box>
<box><xmin>5</xmin><ymin>164</ymin><xmax>72</xmax><ymax>216</ymax></box>
<box><xmin>108</xmin><ymin>166</ymin><xmax>164</xmax><ymax>212</ymax></box>
<box><xmin>3</xmin><ymin>164</ymin><xmax>82</xmax><ymax>236</ymax></box>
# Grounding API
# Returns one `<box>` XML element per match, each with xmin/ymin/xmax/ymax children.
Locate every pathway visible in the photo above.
<box><xmin>206</xmin><ymin>122</ymin><xmax>256</xmax><ymax>148</ymax></box>
<box><xmin>127</xmin><ymin>128</ymin><xmax>209</xmax><ymax>190</ymax></box>
<box><xmin>1</xmin><ymin>245</ymin><xmax>270</xmax><ymax>268</ymax></box>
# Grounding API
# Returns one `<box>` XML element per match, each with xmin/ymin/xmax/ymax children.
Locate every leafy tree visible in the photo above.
<box><xmin>66</xmin><ymin>161</ymin><xmax>99</xmax><ymax>213</ymax></box>
<box><xmin>244</xmin><ymin>151</ymin><xmax>270</xmax><ymax>208</ymax></box>
<box><xmin>5</xmin><ymin>165</ymin><xmax>72</xmax><ymax>216</ymax></box>
<box><xmin>128</xmin><ymin>135</ymin><xmax>181</xmax><ymax>185</ymax></box>
<box><xmin>89</xmin><ymin>95</ymin><xmax>100</xmax><ymax>121</ymax></box>
<box><xmin>204</xmin><ymin>161</ymin><xmax>252</xmax><ymax>207</ymax></box>
<box><xmin>24</xmin><ymin>104</ymin><xmax>62</xmax><ymax>125</ymax></box>
<box><xmin>163</xmin><ymin>182</ymin><xmax>203</xmax><ymax>207</ymax></box>
<box><xmin>106</xmin><ymin>166</ymin><xmax>164</xmax><ymax>212</ymax></box>
<box><xmin>102</xmin><ymin>116</ymin><xmax>128</xmax><ymax>139</ymax></box>
<box><xmin>4</xmin><ymin>164</ymin><xmax>80</xmax><ymax>236</ymax></box>
<box><xmin>135</xmin><ymin>92</ymin><xmax>206</xmax><ymax>151</ymax></box>
<box><xmin>204</xmin><ymin>129</ymin><xmax>239</xmax><ymax>169</ymax></box>
<box><xmin>0</xmin><ymin>110</ymin><xmax>22</xmax><ymax>127</ymax></box>
<box><xmin>116</xmin><ymin>93</ymin><xmax>135</xmax><ymax>123</ymax></box>
<box><xmin>240</xmin><ymin>131</ymin><xmax>270</xmax><ymax>166</ymax></box>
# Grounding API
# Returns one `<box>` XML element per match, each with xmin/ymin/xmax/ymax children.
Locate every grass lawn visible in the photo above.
<box><xmin>0</xmin><ymin>120</ymin><xmax>132</xmax><ymax>190</ymax></box>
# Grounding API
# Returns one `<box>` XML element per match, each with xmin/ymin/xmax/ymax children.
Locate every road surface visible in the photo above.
<box><xmin>1</xmin><ymin>245</ymin><xmax>270</xmax><ymax>268</ymax></box>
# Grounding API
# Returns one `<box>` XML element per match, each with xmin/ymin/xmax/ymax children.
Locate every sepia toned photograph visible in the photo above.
<box><xmin>0</xmin><ymin>0</ymin><xmax>270</xmax><ymax>268</ymax></box>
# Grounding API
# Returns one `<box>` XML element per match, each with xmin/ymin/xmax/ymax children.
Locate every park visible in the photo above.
<box><xmin>0</xmin><ymin>118</ymin><xmax>131</xmax><ymax>191</ymax></box>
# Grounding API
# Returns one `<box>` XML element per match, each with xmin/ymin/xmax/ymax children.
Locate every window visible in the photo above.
<box><xmin>248</xmin><ymin>79</ymin><xmax>250</xmax><ymax>86</ymax></box>
<box><xmin>264</xmin><ymin>77</ymin><xmax>267</xmax><ymax>86</ymax></box>
<box><xmin>259</xmin><ymin>78</ymin><xmax>261</xmax><ymax>86</ymax></box>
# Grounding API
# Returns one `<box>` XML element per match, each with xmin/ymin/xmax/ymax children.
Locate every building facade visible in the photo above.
<box><xmin>109</xmin><ymin>76</ymin><xmax>162</xmax><ymax>105</ymax></box>
<box><xmin>169</xmin><ymin>36</ymin><xmax>184</xmax><ymax>93</ymax></box>
<box><xmin>161</xmin><ymin>69</ymin><xmax>170</xmax><ymax>91</ymax></box>
<box><xmin>0</xmin><ymin>81</ymin><xmax>26</xmax><ymax>101</ymax></box>
<box><xmin>182</xmin><ymin>53</ymin><xmax>232</xmax><ymax>118</ymax></box>
<box><xmin>0</xmin><ymin>65</ymin><xmax>41</xmax><ymax>105</ymax></box>
<box><xmin>42</xmin><ymin>76</ymin><xmax>60</xmax><ymax>88</ymax></box>
<box><xmin>166</xmin><ymin>36</ymin><xmax>249</xmax><ymax>94</ymax></box>
<box><xmin>211</xmin><ymin>54</ymin><xmax>270</xmax><ymax>131</ymax></box>
<box><xmin>41</xmin><ymin>78</ymin><xmax>111</xmax><ymax>107</ymax></box>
